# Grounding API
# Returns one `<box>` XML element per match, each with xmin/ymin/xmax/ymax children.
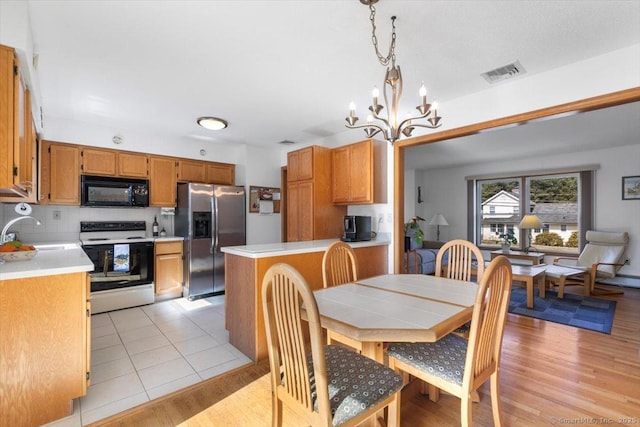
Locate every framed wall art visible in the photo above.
<box><xmin>622</xmin><ymin>175</ymin><xmax>640</xmax><ymax>200</ymax></box>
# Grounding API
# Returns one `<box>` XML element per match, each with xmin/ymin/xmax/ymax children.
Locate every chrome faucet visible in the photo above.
<box><xmin>1</xmin><ymin>216</ymin><xmax>41</xmax><ymax>244</ymax></box>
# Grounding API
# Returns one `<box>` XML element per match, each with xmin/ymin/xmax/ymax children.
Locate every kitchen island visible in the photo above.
<box><xmin>222</xmin><ymin>238</ymin><xmax>389</xmax><ymax>361</ymax></box>
<box><xmin>0</xmin><ymin>243</ymin><xmax>93</xmax><ymax>427</ymax></box>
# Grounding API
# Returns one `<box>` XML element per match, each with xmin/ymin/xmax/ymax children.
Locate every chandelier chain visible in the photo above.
<box><xmin>368</xmin><ymin>4</ymin><xmax>396</xmax><ymax>67</ymax></box>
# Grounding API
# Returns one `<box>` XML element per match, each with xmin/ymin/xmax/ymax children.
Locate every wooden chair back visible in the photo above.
<box><xmin>262</xmin><ymin>263</ymin><xmax>332</xmax><ymax>426</ymax></box>
<box><xmin>436</xmin><ymin>239</ymin><xmax>485</xmax><ymax>282</ymax></box>
<box><xmin>322</xmin><ymin>241</ymin><xmax>358</xmax><ymax>288</ymax></box>
<box><xmin>464</xmin><ymin>255</ymin><xmax>512</xmax><ymax>399</ymax></box>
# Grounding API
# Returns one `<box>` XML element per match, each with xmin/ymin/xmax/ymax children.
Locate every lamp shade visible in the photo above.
<box><xmin>429</xmin><ymin>214</ymin><xmax>449</xmax><ymax>226</ymax></box>
<box><xmin>518</xmin><ymin>214</ymin><xmax>542</xmax><ymax>229</ymax></box>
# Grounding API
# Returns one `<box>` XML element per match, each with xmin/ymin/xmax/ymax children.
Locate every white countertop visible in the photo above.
<box><xmin>0</xmin><ymin>242</ymin><xmax>94</xmax><ymax>280</ymax></box>
<box><xmin>222</xmin><ymin>238</ymin><xmax>389</xmax><ymax>259</ymax></box>
<box><xmin>153</xmin><ymin>236</ymin><xmax>184</xmax><ymax>242</ymax></box>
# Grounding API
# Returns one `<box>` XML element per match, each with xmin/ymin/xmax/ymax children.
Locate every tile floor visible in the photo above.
<box><xmin>45</xmin><ymin>295</ymin><xmax>252</xmax><ymax>426</ymax></box>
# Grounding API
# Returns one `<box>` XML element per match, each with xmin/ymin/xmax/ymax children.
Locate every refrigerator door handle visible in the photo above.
<box><xmin>212</xmin><ymin>195</ymin><xmax>219</xmax><ymax>253</ymax></box>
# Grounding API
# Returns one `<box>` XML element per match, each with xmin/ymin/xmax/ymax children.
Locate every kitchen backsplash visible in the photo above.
<box><xmin>1</xmin><ymin>203</ymin><xmax>172</xmax><ymax>243</ymax></box>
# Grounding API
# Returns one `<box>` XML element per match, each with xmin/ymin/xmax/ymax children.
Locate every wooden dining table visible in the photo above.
<box><xmin>311</xmin><ymin>273</ymin><xmax>478</xmax><ymax>363</ymax></box>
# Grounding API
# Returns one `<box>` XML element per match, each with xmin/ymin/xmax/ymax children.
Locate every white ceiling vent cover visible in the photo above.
<box><xmin>481</xmin><ymin>60</ymin><xmax>526</xmax><ymax>84</ymax></box>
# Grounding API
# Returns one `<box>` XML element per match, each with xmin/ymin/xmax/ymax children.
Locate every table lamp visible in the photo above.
<box><xmin>518</xmin><ymin>214</ymin><xmax>542</xmax><ymax>253</ymax></box>
<box><xmin>429</xmin><ymin>213</ymin><xmax>449</xmax><ymax>241</ymax></box>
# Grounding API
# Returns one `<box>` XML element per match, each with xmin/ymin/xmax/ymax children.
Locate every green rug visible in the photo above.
<box><xmin>508</xmin><ymin>287</ymin><xmax>616</xmax><ymax>334</ymax></box>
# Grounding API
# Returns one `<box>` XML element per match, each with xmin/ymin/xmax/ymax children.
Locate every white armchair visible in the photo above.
<box><xmin>554</xmin><ymin>230</ymin><xmax>629</xmax><ymax>295</ymax></box>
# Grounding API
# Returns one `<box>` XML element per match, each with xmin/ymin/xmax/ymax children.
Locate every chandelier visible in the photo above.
<box><xmin>345</xmin><ymin>0</ymin><xmax>442</xmax><ymax>144</ymax></box>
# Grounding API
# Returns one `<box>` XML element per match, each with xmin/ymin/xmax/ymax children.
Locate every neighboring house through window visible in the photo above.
<box><xmin>469</xmin><ymin>169</ymin><xmax>595</xmax><ymax>254</ymax></box>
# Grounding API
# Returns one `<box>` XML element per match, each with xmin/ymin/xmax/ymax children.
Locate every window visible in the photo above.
<box><xmin>476</xmin><ymin>178</ymin><xmax>521</xmax><ymax>248</ymax></box>
<box><xmin>470</xmin><ymin>170</ymin><xmax>594</xmax><ymax>254</ymax></box>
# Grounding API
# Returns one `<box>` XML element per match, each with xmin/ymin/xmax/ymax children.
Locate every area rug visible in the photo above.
<box><xmin>508</xmin><ymin>287</ymin><xmax>616</xmax><ymax>334</ymax></box>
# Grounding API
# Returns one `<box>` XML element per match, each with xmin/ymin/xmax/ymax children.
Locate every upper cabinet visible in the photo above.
<box><xmin>81</xmin><ymin>147</ymin><xmax>148</xmax><ymax>178</ymax></box>
<box><xmin>40</xmin><ymin>140</ymin><xmax>81</xmax><ymax>205</ymax></box>
<box><xmin>206</xmin><ymin>162</ymin><xmax>235</xmax><ymax>185</ymax></box>
<box><xmin>332</xmin><ymin>139</ymin><xmax>387</xmax><ymax>205</ymax></box>
<box><xmin>177</xmin><ymin>159</ymin><xmax>206</xmax><ymax>183</ymax></box>
<box><xmin>117</xmin><ymin>152</ymin><xmax>149</xmax><ymax>178</ymax></box>
<box><xmin>0</xmin><ymin>44</ymin><xmax>37</xmax><ymax>200</ymax></box>
<box><xmin>149</xmin><ymin>156</ymin><xmax>177</xmax><ymax>207</ymax></box>
<box><xmin>177</xmin><ymin>159</ymin><xmax>235</xmax><ymax>185</ymax></box>
<box><xmin>287</xmin><ymin>146</ymin><xmax>314</xmax><ymax>182</ymax></box>
<box><xmin>81</xmin><ymin>147</ymin><xmax>117</xmax><ymax>176</ymax></box>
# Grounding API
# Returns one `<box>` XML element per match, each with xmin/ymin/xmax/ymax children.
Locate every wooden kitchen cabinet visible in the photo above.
<box><xmin>155</xmin><ymin>240</ymin><xmax>184</xmax><ymax>298</ymax></box>
<box><xmin>82</xmin><ymin>148</ymin><xmax>149</xmax><ymax>178</ymax></box>
<box><xmin>177</xmin><ymin>159</ymin><xmax>206</xmax><ymax>183</ymax></box>
<box><xmin>117</xmin><ymin>151</ymin><xmax>148</xmax><ymax>178</ymax></box>
<box><xmin>81</xmin><ymin>146</ymin><xmax>117</xmax><ymax>176</ymax></box>
<box><xmin>287</xmin><ymin>146</ymin><xmax>314</xmax><ymax>182</ymax></box>
<box><xmin>41</xmin><ymin>140</ymin><xmax>81</xmax><ymax>205</ymax></box>
<box><xmin>332</xmin><ymin>139</ymin><xmax>387</xmax><ymax>204</ymax></box>
<box><xmin>287</xmin><ymin>180</ymin><xmax>314</xmax><ymax>241</ymax></box>
<box><xmin>149</xmin><ymin>155</ymin><xmax>177</xmax><ymax>206</ymax></box>
<box><xmin>206</xmin><ymin>162</ymin><xmax>235</xmax><ymax>185</ymax></box>
<box><xmin>286</xmin><ymin>145</ymin><xmax>346</xmax><ymax>242</ymax></box>
<box><xmin>0</xmin><ymin>271</ymin><xmax>91</xmax><ymax>426</ymax></box>
<box><xmin>0</xmin><ymin>44</ymin><xmax>37</xmax><ymax>199</ymax></box>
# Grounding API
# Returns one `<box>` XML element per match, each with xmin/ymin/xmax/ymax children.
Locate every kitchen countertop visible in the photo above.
<box><xmin>222</xmin><ymin>237</ymin><xmax>390</xmax><ymax>259</ymax></box>
<box><xmin>153</xmin><ymin>236</ymin><xmax>184</xmax><ymax>242</ymax></box>
<box><xmin>0</xmin><ymin>242</ymin><xmax>93</xmax><ymax>280</ymax></box>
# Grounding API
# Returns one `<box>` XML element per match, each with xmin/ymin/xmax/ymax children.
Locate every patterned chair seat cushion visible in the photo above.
<box><xmin>308</xmin><ymin>345</ymin><xmax>403</xmax><ymax>426</ymax></box>
<box><xmin>386</xmin><ymin>334</ymin><xmax>468</xmax><ymax>386</ymax></box>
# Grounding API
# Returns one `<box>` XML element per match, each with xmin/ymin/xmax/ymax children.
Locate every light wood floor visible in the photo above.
<box><xmin>89</xmin><ymin>284</ymin><xmax>640</xmax><ymax>427</ymax></box>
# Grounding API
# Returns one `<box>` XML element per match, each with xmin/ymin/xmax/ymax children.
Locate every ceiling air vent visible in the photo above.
<box><xmin>481</xmin><ymin>60</ymin><xmax>526</xmax><ymax>84</ymax></box>
<box><xmin>278</xmin><ymin>140</ymin><xmax>296</xmax><ymax>145</ymax></box>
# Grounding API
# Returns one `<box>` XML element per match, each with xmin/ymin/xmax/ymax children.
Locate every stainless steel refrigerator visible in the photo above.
<box><xmin>175</xmin><ymin>183</ymin><xmax>246</xmax><ymax>300</ymax></box>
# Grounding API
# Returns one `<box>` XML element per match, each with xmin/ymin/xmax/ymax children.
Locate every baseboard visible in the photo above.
<box><xmin>596</xmin><ymin>274</ymin><xmax>640</xmax><ymax>289</ymax></box>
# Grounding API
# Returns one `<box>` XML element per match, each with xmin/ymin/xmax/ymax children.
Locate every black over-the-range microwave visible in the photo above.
<box><xmin>81</xmin><ymin>175</ymin><xmax>149</xmax><ymax>207</ymax></box>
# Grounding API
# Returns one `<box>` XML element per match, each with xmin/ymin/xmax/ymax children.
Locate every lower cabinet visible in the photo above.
<box><xmin>155</xmin><ymin>240</ymin><xmax>184</xmax><ymax>298</ymax></box>
<box><xmin>0</xmin><ymin>272</ymin><xmax>90</xmax><ymax>426</ymax></box>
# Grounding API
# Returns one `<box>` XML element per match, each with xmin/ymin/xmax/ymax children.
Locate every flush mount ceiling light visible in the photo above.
<box><xmin>197</xmin><ymin>116</ymin><xmax>228</xmax><ymax>131</ymax></box>
<box><xmin>345</xmin><ymin>0</ymin><xmax>442</xmax><ymax>144</ymax></box>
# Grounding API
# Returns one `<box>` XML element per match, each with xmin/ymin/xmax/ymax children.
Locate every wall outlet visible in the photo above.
<box><xmin>387</xmin><ymin>213</ymin><xmax>393</xmax><ymax>223</ymax></box>
<box><xmin>624</xmin><ymin>259</ymin><xmax>630</xmax><ymax>265</ymax></box>
<box><xmin>53</xmin><ymin>210</ymin><xmax>61</xmax><ymax>220</ymax></box>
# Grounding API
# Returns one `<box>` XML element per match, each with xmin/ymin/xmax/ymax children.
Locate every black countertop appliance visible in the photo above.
<box><xmin>341</xmin><ymin>215</ymin><xmax>372</xmax><ymax>242</ymax></box>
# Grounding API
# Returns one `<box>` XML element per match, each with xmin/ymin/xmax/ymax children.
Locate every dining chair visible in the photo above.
<box><xmin>386</xmin><ymin>255</ymin><xmax>513</xmax><ymax>427</ymax></box>
<box><xmin>262</xmin><ymin>263</ymin><xmax>403</xmax><ymax>427</ymax></box>
<box><xmin>322</xmin><ymin>241</ymin><xmax>358</xmax><ymax>288</ymax></box>
<box><xmin>436</xmin><ymin>239</ymin><xmax>485</xmax><ymax>339</ymax></box>
<box><xmin>321</xmin><ymin>241</ymin><xmax>363</xmax><ymax>352</ymax></box>
<box><xmin>436</xmin><ymin>239</ymin><xmax>485</xmax><ymax>282</ymax></box>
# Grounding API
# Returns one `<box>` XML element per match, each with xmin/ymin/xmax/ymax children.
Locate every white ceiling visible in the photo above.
<box><xmin>27</xmin><ymin>0</ymin><xmax>640</xmax><ymax>154</ymax></box>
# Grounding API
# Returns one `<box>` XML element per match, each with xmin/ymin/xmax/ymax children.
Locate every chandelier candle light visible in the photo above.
<box><xmin>346</xmin><ymin>0</ymin><xmax>442</xmax><ymax>144</ymax></box>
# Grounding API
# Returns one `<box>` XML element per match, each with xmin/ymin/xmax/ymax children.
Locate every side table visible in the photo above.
<box><xmin>491</xmin><ymin>249</ymin><xmax>544</xmax><ymax>265</ymax></box>
<box><xmin>510</xmin><ymin>264</ymin><xmax>547</xmax><ymax>308</ymax></box>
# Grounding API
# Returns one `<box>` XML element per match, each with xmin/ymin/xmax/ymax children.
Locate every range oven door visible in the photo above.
<box><xmin>82</xmin><ymin>241</ymin><xmax>154</xmax><ymax>292</ymax></box>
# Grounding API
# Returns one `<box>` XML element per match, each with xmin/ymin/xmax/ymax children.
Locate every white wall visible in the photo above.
<box><xmin>241</xmin><ymin>145</ymin><xmax>283</xmax><ymax>245</ymax></box>
<box><xmin>415</xmin><ymin>143</ymin><xmax>640</xmax><ymax>277</ymax></box>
